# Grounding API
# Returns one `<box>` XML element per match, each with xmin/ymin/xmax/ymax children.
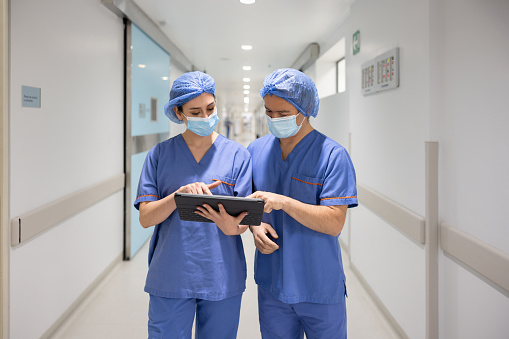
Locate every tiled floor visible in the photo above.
<box><xmin>49</xmin><ymin>232</ymin><xmax>402</xmax><ymax>339</ymax></box>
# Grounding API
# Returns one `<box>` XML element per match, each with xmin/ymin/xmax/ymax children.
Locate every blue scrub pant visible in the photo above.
<box><xmin>148</xmin><ymin>294</ymin><xmax>242</xmax><ymax>339</ymax></box>
<box><xmin>258</xmin><ymin>287</ymin><xmax>347</xmax><ymax>339</ymax></box>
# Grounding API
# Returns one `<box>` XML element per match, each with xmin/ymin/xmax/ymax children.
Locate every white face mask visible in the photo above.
<box><xmin>266</xmin><ymin>113</ymin><xmax>305</xmax><ymax>138</ymax></box>
<box><xmin>182</xmin><ymin>111</ymin><xmax>219</xmax><ymax>136</ymax></box>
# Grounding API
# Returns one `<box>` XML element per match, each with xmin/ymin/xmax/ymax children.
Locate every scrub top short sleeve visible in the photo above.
<box><xmin>248</xmin><ymin>130</ymin><xmax>357</xmax><ymax>305</ymax></box>
<box><xmin>134</xmin><ymin>144</ymin><xmax>161</xmax><ymax>209</ymax></box>
<box><xmin>319</xmin><ymin>147</ymin><xmax>358</xmax><ymax>208</ymax></box>
<box><xmin>134</xmin><ymin>134</ymin><xmax>252</xmax><ymax>301</ymax></box>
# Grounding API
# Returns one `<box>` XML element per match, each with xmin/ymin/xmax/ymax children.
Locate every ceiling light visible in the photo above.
<box><xmin>243</xmin><ymin>85</ymin><xmax>250</xmax><ymax>90</ymax></box>
<box><xmin>241</xmin><ymin>45</ymin><xmax>253</xmax><ymax>51</ymax></box>
<box><xmin>244</xmin><ymin>90</ymin><xmax>250</xmax><ymax>95</ymax></box>
<box><xmin>244</xmin><ymin>97</ymin><xmax>250</xmax><ymax>104</ymax></box>
<box><xmin>243</xmin><ymin>78</ymin><xmax>251</xmax><ymax>82</ymax></box>
<box><xmin>240</xmin><ymin>0</ymin><xmax>255</xmax><ymax>4</ymax></box>
<box><xmin>243</xmin><ymin>66</ymin><xmax>252</xmax><ymax>71</ymax></box>
<box><xmin>138</xmin><ymin>64</ymin><xmax>146</xmax><ymax>68</ymax></box>
<box><xmin>161</xmin><ymin>77</ymin><xmax>169</xmax><ymax>80</ymax></box>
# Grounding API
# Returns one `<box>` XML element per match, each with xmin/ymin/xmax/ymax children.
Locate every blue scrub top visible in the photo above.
<box><xmin>135</xmin><ymin>134</ymin><xmax>252</xmax><ymax>301</ymax></box>
<box><xmin>248</xmin><ymin>130</ymin><xmax>357</xmax><ymax>304</ymax></box>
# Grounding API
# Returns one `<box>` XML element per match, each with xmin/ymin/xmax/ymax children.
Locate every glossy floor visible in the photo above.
<box><xmin>49</xmin><ymin>232</ymin><xmax>402</xmax><ymax>339</ymax></box>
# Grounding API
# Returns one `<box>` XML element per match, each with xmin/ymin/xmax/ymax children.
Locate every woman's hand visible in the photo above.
<box><xmin>176</xmin><ymin>180</ymin><xmax>221</xmax><ymax>195</ymax></box>
<box><xmin>250</xmin><ymin>222</ymin><xmax>279</xmax><ymax>254</ymax></box>
<box><xmin>195</xmin><ymin>203</ymin><xmax>249</xmax><ymax>236</ymax></box>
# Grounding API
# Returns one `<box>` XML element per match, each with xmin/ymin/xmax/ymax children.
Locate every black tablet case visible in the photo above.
<box><xmin>174</xmin><ymin>193</ymin><xmax>264</xmax><ymax>226</ymax></box>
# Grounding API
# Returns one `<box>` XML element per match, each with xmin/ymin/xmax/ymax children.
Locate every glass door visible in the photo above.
<box><xmin>125</xmin><ymin>22</ymin><xmax>170</xmax><ymax>259</ymax></box>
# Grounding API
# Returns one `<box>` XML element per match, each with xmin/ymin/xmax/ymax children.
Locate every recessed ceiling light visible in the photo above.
<box><xmin>243</xmin><ymin>78</ymin><xmax>251</xmax><ymax>82</ymax></box>
<box><xmin>241</xmin><ymin>45</ymin><xmax>253</xmax><ymax>51</ymax></box>
<box><xmin>243</xmin><ymin>85</ymin><xmax>250</xmax><ymax>90</ymax></box>
<box><xmin>161</xmin><ymin>77</ymin><xmax>169</xmax><ymax>80</ymax></box>
<box><xmin>243</xmin><ymin>66</ymin><xmax>252</xmax><ymax>71</ymax></box>
<box><xmin>244</xmin><ymin>90</ymin><xmax>250</xmax><ymax>95</ymax></box>
<box><xmin>240</xmin><ymin>0</ymin><xmax>255</xmax><ymax>4</ymax></box>
<box><xmin>244</xmin><ymin>97</ymin><xmax>250</xmax><ymax>104</ymax></box>
<box><xmin>138</xmin><ymin>64</ymin><xmax>146</xmax><ymax>68</ymax></box>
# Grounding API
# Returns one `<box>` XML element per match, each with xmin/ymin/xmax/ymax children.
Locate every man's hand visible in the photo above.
<box><xmin>248</xmin><ymin>191</ymin><xmax>287</xmax><ymax>213</ymax></box>
<box><xmin>195</xmin><ymin>203</ymin><xmax>249</xmax><ymax>236</ymax></box>
<box><xmin>250</xmin><ymin>222</ymin><xmax>279</xmax><ymax>254</ymax></box>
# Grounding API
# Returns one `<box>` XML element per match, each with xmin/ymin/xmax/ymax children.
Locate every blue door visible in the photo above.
<box><xmin>125</xmin><ymin>23</ymin><xmax>170</xmax><ymax>259</ymax></box>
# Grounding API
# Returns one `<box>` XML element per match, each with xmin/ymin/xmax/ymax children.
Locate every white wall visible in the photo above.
<box><xmin>439</xmin><ymin>0</ymin><xmax>509</xmax><ymax>338</ymax></box>
<box><xmin>9</xmin><ymin>1</ymin><xmax>124</xmax><ymax>337</ymax></box>
<box><xmin>313</xmin><ymin>0</ymin><xmax>509</xmax><ymax>338</ymax></box>
<box><xmin>325</xmin><ymin>1</ymin><xmax>430</xmax><ymax>338</ymax></box>
<box><xmin>312</xmin><ymin>93</ymin><xmax>351</xmax><ymax>248</ymax></box>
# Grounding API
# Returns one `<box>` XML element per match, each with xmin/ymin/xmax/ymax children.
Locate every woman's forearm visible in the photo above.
<box><xmin>138</xmin><ymin>193</ymin><xmax>177</xmax><ymax>228</ymax></box>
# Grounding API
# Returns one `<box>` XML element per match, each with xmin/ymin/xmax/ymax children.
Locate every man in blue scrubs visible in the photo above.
<box><xmin>248</xmin><ymin>68</ymin><xmax>358</xmax><ymax>339</ymax></box>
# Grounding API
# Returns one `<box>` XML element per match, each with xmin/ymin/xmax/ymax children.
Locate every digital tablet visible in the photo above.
<box><xmin>174</xmin><ymin>193</ymin><xmax>265</xmax><ymax>226</ymax></box>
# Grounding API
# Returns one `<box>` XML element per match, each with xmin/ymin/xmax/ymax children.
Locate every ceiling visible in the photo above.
<box><xmin>133</xmin><ymin>0</ymin><xmax>352</xmax><ymax>116</ymax></box>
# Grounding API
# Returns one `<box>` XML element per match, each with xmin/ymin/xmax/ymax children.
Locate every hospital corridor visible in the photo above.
<box><xmin>1</xmin><ymin>0</ymin><xmax>509</xmax><ymax>339</ymax></box>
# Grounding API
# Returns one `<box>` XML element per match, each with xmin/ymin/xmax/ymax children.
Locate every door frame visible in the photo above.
<box><xmin>123</xmin><ymin>19</ymin><xmax>133</xmax><ymax>260</ymax></box>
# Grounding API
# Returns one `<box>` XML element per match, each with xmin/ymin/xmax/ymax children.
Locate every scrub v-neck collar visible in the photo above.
<box><xmin>178</xmin><ymin>133</ymin><xmax>224</xmax><ymax>168</ymax></box>
<box><xmin>274</xmin><ymin>130</ymin><xmax>316</xmax><ymax>170</ymax></box>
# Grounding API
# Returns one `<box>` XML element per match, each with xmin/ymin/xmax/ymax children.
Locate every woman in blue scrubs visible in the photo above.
<box><xmin>135</xmin><ymin>71</ymin><xmax>252</xmax><ymax>339</ymax></box>
<box><xmin>248</xmin><ymin>68</ymin><xmax>357</xmax><ymax>339</ymax></box>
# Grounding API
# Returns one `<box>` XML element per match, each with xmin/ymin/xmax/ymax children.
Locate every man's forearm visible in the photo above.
<box><xmin>281</xmin><ymin>197</ymin><xmax>347</xmax><ymax>236</ymax></box>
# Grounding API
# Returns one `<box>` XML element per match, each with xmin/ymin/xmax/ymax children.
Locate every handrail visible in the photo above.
<box><xmin>357</xmin><ymin>183</ymin><xmax>426</xmax><ymax>244</ymax></box>
<box><xmin>441</xmin><ymin>223</ymin><xmax>509</xmax><ymax>294</ymax></box>
<box><xmin>10</xmin><ymin>174</ymin><xmax>125</xmax><ymax>246</ymax></box>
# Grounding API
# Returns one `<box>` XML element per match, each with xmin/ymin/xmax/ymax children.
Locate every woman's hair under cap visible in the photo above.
<box><xmin>259</xmin><ymin>68</ymin><xmax>319</xmax><ymax>118</ymax></box>
<box><xmin>164</xmin><ymin>71</ymin><xmax>216</xmax><ymax>124</ymax></box>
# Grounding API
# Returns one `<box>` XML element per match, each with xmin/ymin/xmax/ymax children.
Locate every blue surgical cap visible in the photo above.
<box><xmin>259</xmin><ymin>68</ymin><xmax>319</xmax><ymax>118</ymax></box>
<box><xmin>164</xmin><ymin>71</ymin><xmax>216</xmax><ymax>124</ymax></box>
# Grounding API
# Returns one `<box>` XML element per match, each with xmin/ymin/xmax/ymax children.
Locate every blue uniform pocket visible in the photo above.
<box><xmin>212</xmin><ymin>175</ymin><xmax>237</xmax><ymax>196</ymax></box>
<box><xmin>290</xmin><ymin>173</ymin><xmax>323</xmax><ymax>205</ymax></box>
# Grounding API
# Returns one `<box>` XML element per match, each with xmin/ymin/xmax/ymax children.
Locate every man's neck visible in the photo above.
<box><xmin>279</xmin><ymin>124</ymin><xmax>314</xmax><ymax>161</ymax></box>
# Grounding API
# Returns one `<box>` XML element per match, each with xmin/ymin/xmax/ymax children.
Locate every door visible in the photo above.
<box><xmin>125</xmin><ymin>22</ymin><xmax>170</xmax><ymax>259</ymax></box>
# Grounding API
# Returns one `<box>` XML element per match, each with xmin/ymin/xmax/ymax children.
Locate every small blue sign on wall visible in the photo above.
<box><xmin>22</xmin><ymin>86</ymin><xmax>41</xmax><ymax>108</ymax></box>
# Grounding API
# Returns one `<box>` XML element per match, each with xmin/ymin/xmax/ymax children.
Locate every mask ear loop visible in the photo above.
<box><xmin>180</xmin><ymin>111</ymin><xmax>189</xmax><ymax>127</ymax></box>
<box><xmin>295</xmin><ymin>113</ymin><xmax>306</xmax><ymax>133</ymax></box>
<box><xmin>296</xmin><ymin>113</ymin><xmax>306</xmax><ymax>127</ymax></box>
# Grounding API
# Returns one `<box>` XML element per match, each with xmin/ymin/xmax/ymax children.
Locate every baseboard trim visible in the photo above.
<box><xmin>41</xmin><ymin>252</ymin><xmax>123</xmax><ymax>339</ymax></box>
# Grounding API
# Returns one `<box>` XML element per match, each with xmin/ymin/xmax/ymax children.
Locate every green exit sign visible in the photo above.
<box><xmin>353</xmin><ymin>30</ymin><xmax>360</xmax><ymax>55</ymax></box>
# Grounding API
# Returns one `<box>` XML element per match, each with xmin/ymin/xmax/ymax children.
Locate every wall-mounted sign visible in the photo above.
<box><xmin>361</xmin><ymin>47</ymin><xmax>400</xmax><ymax>95</ymax></box>
<box><xmin>22</xmin><ymin>86</ymin><xmax>41</xmax><ymax>108</ymax></box>
<box><xmin>353</xmin><ymin>30</ymin><xmax>360</xmax><ymax>55</ymax></box>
